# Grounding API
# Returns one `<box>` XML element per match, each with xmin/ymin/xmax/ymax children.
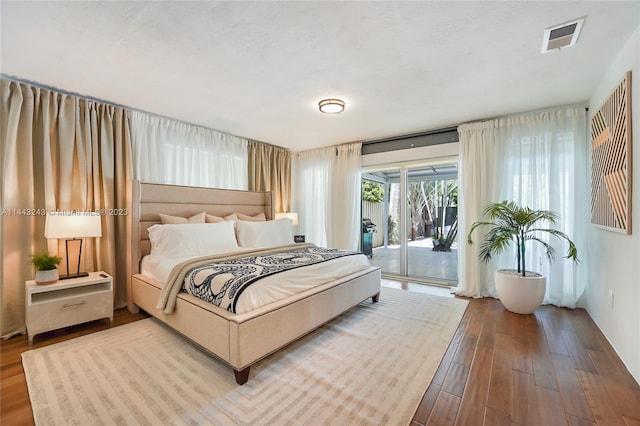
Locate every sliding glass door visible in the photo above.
<box><xmin>362</xmin><ymin>161</ymin><xmax>458</xmax><ymax>285</ymax></box>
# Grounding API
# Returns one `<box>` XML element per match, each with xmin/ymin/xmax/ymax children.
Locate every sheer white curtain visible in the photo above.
<box><xmin>456</xmin><ymin>121</ymin><xmax>506</xmax><ymax>299</ymax></box>
<box><xmin>328</xmin><ymin>143</ymin><xmax>362</xmax><ymax>250</ymax></box>
<box><xmin>130</xmin><ymin>111</ymin><xmax>248</xmax><ymax>190</ymax></box>
<box><xmin>296</xmin><ymin>149</ymin><xmax>331</xmax><ymax>247</ymax></box>
<box><xmin>295</xmin><ymin>142</ymin><xmax>362</xmax><ymax>250</ymax></box>
<box><xmin>457</xmin><ymin>107</ymin><xmax>588</xmax><ymax>308</ymax></box>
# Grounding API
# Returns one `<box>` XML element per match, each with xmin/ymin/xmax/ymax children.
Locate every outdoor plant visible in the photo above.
<box><xmin>30</xmin><ymin>252</ymin><xmax>62</xmax><ymax>271</ymax></box>
<box><xmin>467</xmin><ymin>200</ymin><xmax>578</xmax><ymax>277</ymax></box>
<box><xmin>362</xmin><ymin>181</ymin><xmax>384</xmax><ymax>203</ymax></box>
<box><xmin>432</xmin><ymin>218</ymin><xmax>458</xmax><ymax>252</ymax></box>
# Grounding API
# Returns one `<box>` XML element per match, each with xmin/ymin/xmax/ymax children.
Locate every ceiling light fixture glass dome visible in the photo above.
<box><xmin>318</xmin><ymin>98</ymin><xmax>345</xmax><ymax>114</ymax></box>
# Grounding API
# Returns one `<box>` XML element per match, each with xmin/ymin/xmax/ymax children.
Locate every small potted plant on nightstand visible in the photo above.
<box><xmin>467</xmin><ymin>201</ymin><xmax>578</xmax><ymax>314</ymax></box>
<box><xmin>30</xmin><ymin>252</ymin><xmax>62</xmax><ymax>285</ymax></box>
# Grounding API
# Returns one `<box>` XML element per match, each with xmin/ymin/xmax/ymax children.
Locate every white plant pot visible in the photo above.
<box><xmin>35</xmin><ymin>269</ymin><xmax>59</xmax><ymax>285</ymax></box>
<box><xmin>495</xmin><ymin>269</ymin><xmax>546</xmax><ymax>315</ymax></box>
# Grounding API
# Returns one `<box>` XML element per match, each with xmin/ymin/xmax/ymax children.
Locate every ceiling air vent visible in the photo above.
<box><xmin>541</xmin><ymin>17</ymin><xmax>585</xmax><ymax>53</ymax></box>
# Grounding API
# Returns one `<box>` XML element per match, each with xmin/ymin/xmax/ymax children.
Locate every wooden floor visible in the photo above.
<box><xmin>2</xmin><ymin>284</ymin><xmax>639</xmax><ymax>426</ymax></box>
<box><xmin>408</xmin><ymin>287</ymin><xmax>640</xmax><ymax>426</ymax></box>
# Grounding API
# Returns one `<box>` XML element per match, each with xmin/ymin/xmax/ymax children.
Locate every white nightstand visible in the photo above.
<box><xmin>25</xmin><ymin>271</ymin><xmax>114</xmax><ymax>345</ymax></box>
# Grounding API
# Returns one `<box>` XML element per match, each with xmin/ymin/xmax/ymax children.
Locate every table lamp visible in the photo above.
<box><xmin>44</xmin><ymin>212</ymin><xmax>102</xmax><ymax>279</ymax></box>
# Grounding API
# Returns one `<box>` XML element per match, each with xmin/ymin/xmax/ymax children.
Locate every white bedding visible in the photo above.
<box><xmin>140</xmin><ymin>245</ymin><xmax>372</xmax><ymax>314</ymax></box>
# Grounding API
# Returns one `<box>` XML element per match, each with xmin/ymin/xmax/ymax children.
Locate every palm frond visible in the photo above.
<box><xmin>476</xmin><ymin>227</ymin><xmax>515</xmax><ymax>263</ymax></box>
<box><xmin>478</xmin><ymin>240</ymin><xmax>494</xmax><ymax>263</ymax></box>
<box><xmin>526</xmin><ymin>236</ymin><xmax>557</xmax><ymax>262</ymax></box>
<box><xmin>467</xmin><ymin>221</ymin><xmax>495</xmax><ymax>244</ymax></box>
<box><xmin>529</xmin><ymin>228</ymin><xmax>579</xmax><ymax>262</ymax></box>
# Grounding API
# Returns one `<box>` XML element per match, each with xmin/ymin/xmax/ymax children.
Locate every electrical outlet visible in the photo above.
<box><xmin>608</xmin><ymin>289</ymin><xmax>614</xmax><ymax>309</ymax></box>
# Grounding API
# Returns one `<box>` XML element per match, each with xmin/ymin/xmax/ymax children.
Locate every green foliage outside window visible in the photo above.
<box><xmin>362</xmin><ymin>181</ymin><xmax>384</xmax><ymax>203</ymax></box>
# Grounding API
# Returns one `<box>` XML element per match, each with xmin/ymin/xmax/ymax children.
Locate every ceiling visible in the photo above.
<box><xmin>1</xmin><ymin>1</ymin><xmax>638</xmax><ymax>152</ymax></box>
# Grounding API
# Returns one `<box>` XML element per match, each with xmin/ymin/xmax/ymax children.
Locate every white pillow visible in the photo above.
<box><xmin>236</xmin><ymin>218</ymin><xmax>294</xmax><ymax>248</ymax></box>
<box><xmin>148</xmin><ymin>221</ymin><xmax>238</xmax><ymax>259</ymax></box>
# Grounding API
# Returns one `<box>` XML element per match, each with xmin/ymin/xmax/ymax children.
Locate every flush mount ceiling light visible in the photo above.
<box><xmin>318</xmin><ymin>98</ymin><xmax>345</xmax><ymax>114</ymax></box>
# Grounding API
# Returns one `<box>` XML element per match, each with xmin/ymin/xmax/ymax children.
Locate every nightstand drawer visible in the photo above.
<box><xmin>26</xmin><ymin>291</ymin><xmax>112</xmax><ymax>335</ymax></box>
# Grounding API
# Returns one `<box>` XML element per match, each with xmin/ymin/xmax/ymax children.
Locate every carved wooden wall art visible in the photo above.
<box><xmin>591</xmin><ymin>71</ymin><xmax>632</xmax><ymax>234</ymax></box>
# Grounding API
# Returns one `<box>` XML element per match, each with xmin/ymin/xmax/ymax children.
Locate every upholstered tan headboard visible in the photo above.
<box><xmin>126</xmin><ymin>180</ymin><xmax>274</xmax><ymax>311</ymax></box>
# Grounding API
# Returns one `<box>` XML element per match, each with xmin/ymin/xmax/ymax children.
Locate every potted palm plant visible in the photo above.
<box><xmin>30</xmin><ymin>252</ymin><xmax>62</xmax><ymax>285</ymax></box>
<box><xmin>467</xmin><ymin>201</ymin><xmax>578</xmax><ymax>314</ymax></box>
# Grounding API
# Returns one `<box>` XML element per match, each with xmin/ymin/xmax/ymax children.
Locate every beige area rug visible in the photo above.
<box><xmin>22</xmin><ymin>287</ymin><xmax>468</xmax><ymax>426</ymax></box>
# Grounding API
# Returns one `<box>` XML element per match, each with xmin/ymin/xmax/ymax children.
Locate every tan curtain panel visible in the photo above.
<box><xmin>248</xmin><ymin>141</ymin><xmax>291</xmax><ymax>213</ymax></box>
<box><xmin>0</xmin><ymin>80</ymin><xmax>131</xmax><ymax>338</ymax></box>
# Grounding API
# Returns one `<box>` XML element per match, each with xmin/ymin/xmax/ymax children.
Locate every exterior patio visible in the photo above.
<box><xmin>369</xmin><ymin>237</ymin><xmax>458</xmax><ymax>285</ymax></box>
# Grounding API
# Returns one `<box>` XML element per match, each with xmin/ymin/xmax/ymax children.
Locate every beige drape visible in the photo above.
<box><xmin>0</xmin><ymin>80</ymin><xmax>131</xmax><ymax>338</ymax></box>
<box><xmin>248</xmin><ymin>141</ymin><xmax>291</xmax><ymax>213</ymax></box>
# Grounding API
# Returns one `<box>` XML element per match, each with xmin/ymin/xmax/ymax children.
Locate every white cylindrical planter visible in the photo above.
<box><xmin>495</xmin><ymin>269</ymin><xmax>546</xmax><ymax>314</ymax></box>
<box><xmin>35</xmin><ymin>269</ymin><xmax>59</xmax><ymax>285</ymax></box>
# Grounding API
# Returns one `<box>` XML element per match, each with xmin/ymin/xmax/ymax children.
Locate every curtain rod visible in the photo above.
<box><xmin>360</xmin><ymin>103</ymin><xmax>588</xmax><ymax>147</ymax></box>
<box><xmin>469</xmin><ymin>103</ymin><xmax>589</xmax><ymax>125</ymax></box>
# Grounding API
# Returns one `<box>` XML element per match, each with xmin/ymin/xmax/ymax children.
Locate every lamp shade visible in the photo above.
<box><xmin>45</xmin><ymin>212</ymin><xmax>102</xmax><ymax>239</ymax></box>
<box><xmin>275</xmin><ymin>212</ymin><xmax>299</xmax><ymax>226</ymax></box>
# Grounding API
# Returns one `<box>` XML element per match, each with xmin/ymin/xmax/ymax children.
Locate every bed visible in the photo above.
<box><xmin>126</xmin><ymin>180</ymin><xmax>381</xmax><ymax>384</ymax></box>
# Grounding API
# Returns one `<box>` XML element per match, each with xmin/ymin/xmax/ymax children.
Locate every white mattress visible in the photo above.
<box><xmin>140</xmin><ymin>245</ymin><xmax>372</xmax><ymax>314</ymax></box>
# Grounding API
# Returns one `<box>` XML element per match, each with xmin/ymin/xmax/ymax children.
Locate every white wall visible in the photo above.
<box><xmin>587</xmin><ymin>26</ymin><xmax>640</xmax><ymax>383</ymax></box>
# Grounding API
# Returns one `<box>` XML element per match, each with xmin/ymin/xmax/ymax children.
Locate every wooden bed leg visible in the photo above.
<box><xmin>372</xmin><ymin>292</ymin><xmax>380</xmax><ymax>303</ymax></box>
<box><xmin>234</xmin><ymin>367</ymin><xmax>251</xmax><ymax>385</ymax></box>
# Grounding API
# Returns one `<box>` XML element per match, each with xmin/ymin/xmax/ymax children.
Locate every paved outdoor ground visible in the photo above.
<box><xmin>370</xmin><ymin>237</ymin><xmax>458</xmax><ymax>284</ymax></box>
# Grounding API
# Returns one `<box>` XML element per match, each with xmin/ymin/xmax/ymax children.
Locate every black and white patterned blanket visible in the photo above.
<box><xmin>181</xmin><ymin>246</ymin><xmax>361</xmax><ymax>313</ymax></box>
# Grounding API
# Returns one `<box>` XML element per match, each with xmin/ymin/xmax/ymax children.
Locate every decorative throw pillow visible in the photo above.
<box><xmin>237</xmin><ymin>212</ymin><xmax>266</xmax><ymax>221</ymax></box>
<box><xmin>205</xmin><ymin>213</ymin><xmax>225</xmax><ymax>223</ymax></box>
<box><xmin>225</xmin><ymin>212</ymin><xmax>266</xmax><ymax>222</ymax></box>
<box><xmin>159</xmin><ymin>212</ymin><xmax>205</xmax><ymax>224</ymax></box>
